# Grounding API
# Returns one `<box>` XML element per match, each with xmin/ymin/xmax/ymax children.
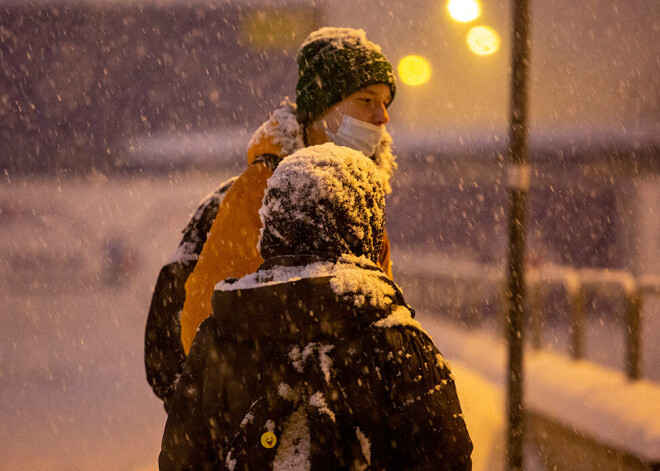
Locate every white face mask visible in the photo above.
<box><xmin>325</xmin><ymin>115</ymin><xmax>384</xmax><ymax>157</ymax></box>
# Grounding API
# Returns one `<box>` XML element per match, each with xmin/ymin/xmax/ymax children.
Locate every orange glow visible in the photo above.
<box><xmin>466</xmin><ymin>26</ymin><xmax>500</xmax><ymax>56</ymax></box>
<box><xmin>398</xmin><ymin>55</ymin><xmax>432</xmax><ymax>86</ymax></box>
<box><xmin>447</xmin><ymin>0</ymin><xmax>481</xmax><ymax>23</ymax></box>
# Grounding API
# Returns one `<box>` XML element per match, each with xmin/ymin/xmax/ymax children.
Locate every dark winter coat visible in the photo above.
<box><xmin>159</xmin><ymin>255</ymin><xmax>472</xmax><ymax>470</ymax></box>
<box><xmin>144</xmin><ymin>176</ymin><xmax>236</xmax><ymax>407</ymax></box>
<box><xmin>179</xmin><ymin>103</ymin><xmax>395</xmax><ymax>355</ymax></box>
<box><xmin>145</xmin><ymin>102</ymin><xmax>396</xmax><ymax>408</ymax></box>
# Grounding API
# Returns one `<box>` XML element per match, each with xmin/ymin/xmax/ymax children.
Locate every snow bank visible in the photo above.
<box><xmin>527</xmin><ymin>351</ymin><xmax>660</xmax><ymax>461</ymax></box>
<box><xmin>422</xmin><ymin>314</ymin><xmax>660</xmax><ymax>462</ymax></box>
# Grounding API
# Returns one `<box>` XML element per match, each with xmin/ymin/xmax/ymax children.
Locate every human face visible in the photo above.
<box><xmin>306</xmin><ymin>83</ymin><xmax>392</xmax><ymax>145</ymax></box>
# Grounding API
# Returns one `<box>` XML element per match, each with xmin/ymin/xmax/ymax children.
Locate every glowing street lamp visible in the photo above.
<box><xmin>466</xmin><ymin>26</ymin><xmax>501</xmax><ymax>56</ymax></box>
<box><xmin>447</xmin><ymin>0</ymin><xmax>481</xmax><ymax>23</ymax></box>
<box><xmin>397</xmin><ymin>55</ymin><xmax>432</xmax><ymax>86</ymax></box>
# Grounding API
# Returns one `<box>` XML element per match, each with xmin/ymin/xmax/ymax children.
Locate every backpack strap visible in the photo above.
<box><xmin>251</xmin><ymin>153</ymin><xmax>281</xmax><ymax>171</ymax></box>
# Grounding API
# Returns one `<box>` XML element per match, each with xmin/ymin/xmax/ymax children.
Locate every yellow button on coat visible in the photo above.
<box><xmin>261</xmin><ymin>431</ymin><xmax>277</xmax><ymax>448</ymax></box>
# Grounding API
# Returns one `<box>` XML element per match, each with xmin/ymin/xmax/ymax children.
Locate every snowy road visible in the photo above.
<box><xmin>0</xmin><ymin>173</ymin><xmax>227</xmax><ymax>470</ymax></box>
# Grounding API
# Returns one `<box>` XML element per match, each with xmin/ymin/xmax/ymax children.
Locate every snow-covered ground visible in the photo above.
<box><xmin>1</xmin><ymin>172</ymin><xmax>658</xmax><ymax>469</ymax></box>
<box><xmin>394</xmin><ymin>250</ymin><xmax>660</xmax><ymax>383</ymax></box>
<box><xmin>422</xmin><ymin>314</ymin><xmax>660</xmax><ymax>467</ymax></box>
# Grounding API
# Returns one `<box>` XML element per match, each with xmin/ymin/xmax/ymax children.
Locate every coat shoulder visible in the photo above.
<box><xmin>168</xmin><ymin>175</ymin><xmax>238</xmax><ymax>266</ymax></box>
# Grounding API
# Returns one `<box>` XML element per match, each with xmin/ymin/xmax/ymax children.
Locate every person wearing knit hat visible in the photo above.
<box><xmin>297</xmin><ymin>27</ymin><xmax>396</xmax><ymax>161</ymax></box>
<box><xmin>296</xmin><ymin>27</ymin><xmax>396</xmax><ymax>124</ymax></box>
<box><xmin>145</xmin><ymin>26</ymin><xmax>399</xmax><ymax>411</ymax></box>
<box><xmin>159</xmin><ymin>144</ymin><xmax>473</xmax><ymax>470</ymax></box>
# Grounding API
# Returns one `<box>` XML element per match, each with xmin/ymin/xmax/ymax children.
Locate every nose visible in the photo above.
<box><xmin>373</xmin><ymin>103</ymin><xmax>389</xmax><ymax>126</ymax></box>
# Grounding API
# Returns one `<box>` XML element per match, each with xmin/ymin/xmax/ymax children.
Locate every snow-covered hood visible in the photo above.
<box><xmin>211</xmin><ymin>255</ymin><xmax>415</xmax><ymax>342</ymax></box>
<box><xmin>257</xmin><ymin>143</ymin><xmax>385</xmax><ymax>264</ymax></box>
<box><xmin>247</xmin><ymin>101</ymin><xmax>397</xmax><ymax>193</ymax></box>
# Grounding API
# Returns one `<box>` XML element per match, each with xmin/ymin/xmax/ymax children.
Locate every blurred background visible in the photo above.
<box><xmin>1</xmin><ymin>0</ymin><xmax>658</xmax><ymax>469</ymax></box>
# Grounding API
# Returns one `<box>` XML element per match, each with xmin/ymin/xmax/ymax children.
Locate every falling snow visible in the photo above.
<box><xmin>1</xmin><ymin>0</ymin><xmax>659</xmax><ymax>469</ymax></box>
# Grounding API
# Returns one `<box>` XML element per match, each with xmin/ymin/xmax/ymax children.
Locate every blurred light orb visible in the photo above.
<box><xmin>398</xmin><ymin>55</ymin><xmax>432</xmax><ymax>86</ymax></box>
<box><xmin>466</xmin><ymin>26</ymin><xmax>500</xmax><ymax>56</ymax></box>
<box><xmin>447</xmin><ymin>0</ymin><xmax>481</xmax><ymax>23</ymax></box>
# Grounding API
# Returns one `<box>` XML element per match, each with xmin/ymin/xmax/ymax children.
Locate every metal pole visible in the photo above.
<box><xmin>530</xmin><ymin>281</ymin><xmax>543</xmax><ymax>350</ymax></box>
<box><xmin>625</xmin><ymin>288</ymin><xmax>642</xmax><ymax>380</ymax></box>
<box><xmin>506</xmin><ymin>0</ymin><xmax>531</xmax><ymax>469</ymax></box>
<box><xmin>569</xmin><ymin>285</ymin><xmax>585</xmax><ymax>360</ymax></box>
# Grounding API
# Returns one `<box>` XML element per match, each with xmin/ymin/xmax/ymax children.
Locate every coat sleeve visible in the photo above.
<box><xmin>144</xmin><ymin>261</ymin><xmax>189</xmax><ymax>408</ymax></box>
<box><xmin>382</xmin><ymin>328</ymin><xmax>473</xmax><ymax>470</ymax></box>
<box><xmin>144</xmin><ymin>177</ymin><xmax>235</xmax><ymax>408</ymax></box>
<box><xmin>159</xmin><ymin>318</ymin><xmax>219</xmax><ymax>471</ymax></box>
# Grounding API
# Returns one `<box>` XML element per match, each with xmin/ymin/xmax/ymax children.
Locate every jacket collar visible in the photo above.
<box><xmin>211</xmin><ymin>255</ymin><xmax>408</xmax><ymax>343</ymax></box>
<box><xmin>246</xmin><ymin>101</ymin><xmax>397</xmax><ymax>193</ymax></box>
<box><xmin>246</xmin><ymin>100</ymin><xmax>305</xmax><ymax>165</ymax></box>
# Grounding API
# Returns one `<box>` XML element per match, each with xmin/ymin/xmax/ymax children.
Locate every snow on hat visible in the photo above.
<box><xmin>258</xmin><ymin>142</ymin><xmax>385</xmax><ymax>263</ymax></box>
<box><xmin>295</xmin><ymin>27</ymin><xmax>396</xmax><ymax>124</ymax></box>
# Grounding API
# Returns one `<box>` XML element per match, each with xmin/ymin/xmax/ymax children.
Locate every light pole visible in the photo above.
<box><xmin>505</xmin><ymin>0</ymin><xmax>531</xmax><ymax>469</ymax></box>
<box><xmin>443</xmin><ymin>1</ymin><xmax>529</xmax><ymax>463</ymax></box>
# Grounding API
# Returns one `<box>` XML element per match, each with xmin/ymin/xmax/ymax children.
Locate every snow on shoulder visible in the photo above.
<box><xmin>247</xmin><ymin>99</ymin><xmax>304</xmax><ymax>159</ymax></box>
<box><xmin>215</xmin><ymin>260</ymin><xmax>335</xmax><ymax>291</ymax></box>
<box><xmin>215</xmin><ymin>254</ymin><xmax>413</xmax><ymax>323</ymax></box>
<box><xmin>215</xmin><ymin>255</ymin><xmax>397</xmax><ymax>312</ymax></box>
<box><xmin>329</xmin><ymin>256</ymin><xmax>396</xmax><ymax>310</ymax></box>
<box><xmin>373</xmin><ymin>305</ymin><xmax>427</xmax><ymax>336</ymax></box>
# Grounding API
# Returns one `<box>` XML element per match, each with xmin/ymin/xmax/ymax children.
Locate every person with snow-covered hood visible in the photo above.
<box><xmin>145</xmin><ymin>27</ymin><xmax>398</xmax><ymax>408</ymax></box>
<box><xmin>159</xmin><ymin>144</ymin><xmax>472</xmax><ymax>471</ymax></box>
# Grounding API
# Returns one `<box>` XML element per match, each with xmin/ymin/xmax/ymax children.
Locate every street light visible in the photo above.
<box><xmin>447</xmin><ymin>0</ymin><xmax>481</xmax><ymax>23</ymax></box>
<box><xmin>397</xmin><ymin>55</ymin><xmax>432</xmax><ymax>86</ymax></box>
<box><xmin>466</xmin><ymin>26</ymin><xmax>501</xmax><ymax>56</ymax></box>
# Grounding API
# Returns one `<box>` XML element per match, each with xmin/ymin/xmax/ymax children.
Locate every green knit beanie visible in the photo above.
<box><xmin>296</xmin><ymin>27</ymin><xmax>396</xmax><ymax>124</ymax></box>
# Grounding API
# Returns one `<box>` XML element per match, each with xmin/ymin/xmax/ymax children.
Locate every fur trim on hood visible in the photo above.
<box><xmin>247</xmin><ymin>100</ymin><xmax>397</xmax><ymax>193</ymax></box>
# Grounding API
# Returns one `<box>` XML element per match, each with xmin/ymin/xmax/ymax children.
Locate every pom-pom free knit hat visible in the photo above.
<box><xmin>295</xmin><ymin>27</ymin><xmax>396</xmax><ymax>124</ymax></box>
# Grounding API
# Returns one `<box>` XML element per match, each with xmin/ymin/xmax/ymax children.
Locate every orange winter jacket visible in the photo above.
<box><xmin>180</xmin><ymin>116</ymin><xmax>393</xmax><ymax>354</ymax></box>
